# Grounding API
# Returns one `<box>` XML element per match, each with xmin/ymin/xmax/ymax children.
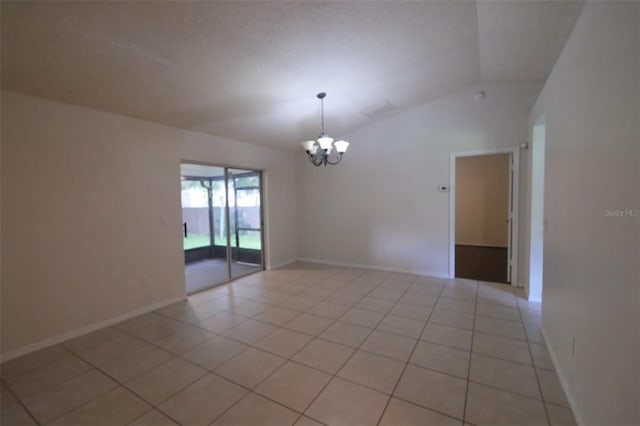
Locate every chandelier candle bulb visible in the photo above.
<box><xmin>301</xmin><ymin>92</ymin><xmax>350</xmax><ymax>166</ymax></box>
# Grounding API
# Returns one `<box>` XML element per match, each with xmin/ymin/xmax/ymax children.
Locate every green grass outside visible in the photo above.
<box><xmin>183</xmin><ymin>232</ymin><xmax>262</xmax><ymax>250</ymax></box>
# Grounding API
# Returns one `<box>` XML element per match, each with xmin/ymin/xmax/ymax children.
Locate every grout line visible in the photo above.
<box><xmin>519</xmin><ymin>300</ymin><xmax>553</xmax><ymax>426</ymax></box>
<box><xmin>4</xmin><ymin>267</ymin><xmax>552</xmax><ymax>426</ymax></box>
<box><xmin>375</xmin><ymin>276</ymin><xmax>450</xmax><ymax>425</ymax></box>
<box><xmin>462</xmin><ymin>279</ymin><xmax>480</xmax><ymax>423</ymax></box>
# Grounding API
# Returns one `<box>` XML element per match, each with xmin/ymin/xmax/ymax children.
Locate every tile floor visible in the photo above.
<box><xmin>1</xmin><ymin>262</ymin><xmax>577</xmax><ymax>426</ymax></box>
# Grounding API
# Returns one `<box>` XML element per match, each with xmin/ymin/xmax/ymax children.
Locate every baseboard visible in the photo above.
<box><xmin>267</xmin><ymin>258</ymin><xmax>298</xmax><ymax>270</ymax></box>
<box><xmin>296</xmin><ymin>257</ymin><xmax>449</xmax><ymax>279</ymax></box>
<box><xmin>540</xmin><ymin>325</ymin><xmax>585</xmax><ymax>426</ymax></box>
<box><xmin>1</xmin><ymin>295</ymin><xmax>185</xmax><ymax>363</ymax></box>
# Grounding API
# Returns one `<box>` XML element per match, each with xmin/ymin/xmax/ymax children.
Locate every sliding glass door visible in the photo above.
<box><xmin>228</xmin><ymin>169</ymin><xmax>263</xmax><ymax>279</ymax></box>
<box><xmin>181</xmin><ymin>163</ymin><xmax>263</xmax><ymax>294</ymax></box>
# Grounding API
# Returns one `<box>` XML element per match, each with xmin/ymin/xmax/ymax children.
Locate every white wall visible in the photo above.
<box><xmin>455</xmin><ymin>154</ymin><xmax>510</xmax><ymax>247</ymax></box>
<box><xmin>1</xmin><ymin>91</ymin><xmax>298</xmax><ymax>358</ymax></box>
<box><xmin>297</xmin><ymin>81</ymin><xmax>541</xmax><ymax>280</ymax></box>
<box><xmin>528</xmin><ymin>2</ymin><xmax>639</xmax><ymax>424</ymax></box>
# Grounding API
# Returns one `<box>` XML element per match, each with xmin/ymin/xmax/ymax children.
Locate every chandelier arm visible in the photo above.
<box><xmin>325</xmin><ymin>153</ymin><xmax>343</xmax><ymax>166</ymax></box>
<box><xmin>308</xmin><ymin>151</ymin><xmax>324</xmax><ymax>167</ymax></box>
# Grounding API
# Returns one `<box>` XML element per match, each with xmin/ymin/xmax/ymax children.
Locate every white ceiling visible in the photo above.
<box><xmin>1</xmin><ymin>1</ymin><xmax>582</xmax><ymax>150</ymax></box>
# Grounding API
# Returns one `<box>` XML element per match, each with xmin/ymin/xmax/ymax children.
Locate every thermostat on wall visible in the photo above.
<box><xmin>438</xmin><ymin>185</ymin><xmax>449</xmax><ymax>193</ymax></box>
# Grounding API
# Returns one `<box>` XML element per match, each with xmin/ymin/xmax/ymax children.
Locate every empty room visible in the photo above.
<box><xmin>1</xmin><ymin>1</ymin><xmax>638</xmax><ymax>426</ymax></box>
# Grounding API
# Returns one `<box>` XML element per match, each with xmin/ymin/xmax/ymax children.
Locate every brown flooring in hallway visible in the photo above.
<box><xmin>1</xmin><ymin>262</ymin><xmax>576</xmax><ymax>426</ymax></box>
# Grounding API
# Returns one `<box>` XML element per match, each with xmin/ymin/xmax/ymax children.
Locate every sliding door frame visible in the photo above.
<box><xmin>180</xmin><ymin>160</ymin><xmax>266</xmax><ymax>284</ymax></box>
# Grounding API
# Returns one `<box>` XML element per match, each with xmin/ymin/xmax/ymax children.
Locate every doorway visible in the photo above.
<box><xmin>450</xmin><ymin>149</ymin><xmax>519</xmax><ymax>284</ymax></box>
<box><xmin>180</xmin><ymin>163</ymin><xmax>264</xmax><ymax>294</ymax></box>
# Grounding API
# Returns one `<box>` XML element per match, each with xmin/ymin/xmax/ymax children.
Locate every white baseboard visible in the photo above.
<box><xmin>540</xmin><ymin>325</ymin><xmax>585</xmax><ymax>426</ymax></box>
<box><xmin>1</xmin><ymin>296</ymin><xmax>185</xmax><ymax>363</ymax></box>
<box><xmin>267</xmin><ymin>258</ymin><xmax>298</xmax><ymax>270</ymax></box>
<box><xmin>296</xmin><ymin>257</ymin><xmax>449</xmax><ymax>279</ymax></box>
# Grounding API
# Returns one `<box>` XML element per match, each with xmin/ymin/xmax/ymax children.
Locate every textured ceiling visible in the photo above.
<box><xmin>1</xmin><ymin>1</ymin><xmax>582</xmax><ymax>150</ymax></box>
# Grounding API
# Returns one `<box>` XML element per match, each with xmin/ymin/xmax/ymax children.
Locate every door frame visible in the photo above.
<box><xmin>449</xmin><ymin>147</ymin><xmax>520</xmax><ymax>286</ymax></box>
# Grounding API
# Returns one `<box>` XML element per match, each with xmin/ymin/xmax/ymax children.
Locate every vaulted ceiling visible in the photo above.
<box><xmin>1</xmin><ymin>1</ymin><xmax>582</xmax><ymax>150</ymax></box>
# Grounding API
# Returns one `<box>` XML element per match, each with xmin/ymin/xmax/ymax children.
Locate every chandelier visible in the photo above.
<box><xmin>301</xmin><ymin>92</ymin><xmax>349</xmax><ymax>166</ymax></box>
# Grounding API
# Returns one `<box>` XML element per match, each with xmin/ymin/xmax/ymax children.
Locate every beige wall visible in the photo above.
<box><xmin>528</xmin><ymin>2</ymin><xmax>639</xmax><ymax>424</ymax></box>
<box><xmin>1</xmin><ymin>91</ymin><xmax>298</xmax><ymax>358</ymax></box>
<box><xmin>297</xmin><ymin>81</ymin><xmax>541</xmax><ymax>280</ymax></box>
<box><xmin>455</xmin><ymin>154</ymin><xmax>510</xmax><ymax>247</ymax></box>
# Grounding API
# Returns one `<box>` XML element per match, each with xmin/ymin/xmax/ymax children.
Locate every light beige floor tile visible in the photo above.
<box><xmin>524</xmin><ymin>323</ymin><xmax>545</xmax><ymax>343</ymax></box>
<box><xmin>115</xmin><ymin>313</ymin><xmax>166</xmax><ymax>333</ymax></box>
<box><xmin>369</xmin><ymin>287</ymin><xmax>404</xmax><ymax>301</ymax></box>
<box><xmin>63</xmin><ymin>327</ymin><xmax>127</xmax><ymax>353</ymax></box>
<box><xmin>228</xmin><ymin>300</ymin><xmax>271</xmax><ymax>316</ymax></box>
<box><xmin>77</xmin><ymin>334</ymin><xmax>149</xmax><ymax>366</ymax></box>
<box><xmin>474</xmin><ymin>316</ymin><xmax>526</xmax><ymax>341</ymax></box>
<box><xmin>5</xmin><ymin>355</ymin><xmax>92</xmax><ymax>399</ymax></box>
<box><xmin>408</xmin><ymin>282</ymin><xmax>443</xmax><ymax>296</ymax></box>
<box><xmin>475</xmin><ymin>302</ymin><xmax>520</xmax><ymax>321</ymax></box>
<box><xmin>305</xmin><ymin>377</ymin><xmax>389</xmax><ymax>426</ymax></box>
<box><xmin>354</xmin><ymin>297</ymin><xmax>396</xmax><ymax>313</ymax></box>
<box><xmin>152</xmin><ymin>325</ymin><xmax>216</xmax><ymax>354</ymax></box>
<box><xmin>340</xmin><ymin>307</ymin><xmax>386</xmax><ymax>328</ymax></box>
<box><xmin>377</xmin><ymin>314</ymin><xmax>425</xmax><ymax>339</ymax></box>
<box><xmin>441</xmin><ymin>287</ymin><xmax>477</xmax><ymax>302</ymax></box>
<box><xmin>1</xmin><ymin>346</ymin><xmax>70</xmax><ymax>379</ymax></box>
<box><xmin>157</xmin><ymin>374</ymin><xmax>247</xmax><ymax>426</ymax></box>
<box><xmin>292</xmin><ymin>339</ymin><xmax>355</xmax><ymax>374</ymax></box>
<box><xmin>182</xmin><ymin>335</ymin><xmax>248</xmax><ymax>371</ymax></box>
<box><xmin>421</xmin><ymin>323</ymin><xmax>472</xmax><ymax>351</ymax></box>
<box><xmin>337</xmin><ymin>350</ymin><xmax>404</xmax><ymax>394</ymax></box>
<box><xmin>410</xmin><ymin>341</ymin><xmax>470</xmax><ymax>379</ymax></box>
<box><xmin>429</xmin><ymin>309</ymin><xmax>474</xmax><ymax>330</ymax></box>
<box><xmin>128</xmin><ymin>409</ymin><xmax>179</xmax><ymax>426</ymax></box>
<box><xmin>126</xmin><ymin>317</ymin><xmax>189</xmax><ymax>342</ymax></box>
<box><xmin>279</xmin><ymin>296</ymin><xmax>321</xmax><ymax>311</ymax></box>
<box><xmin>294</xmin><ymin>415</ymin><xmax>325</xmax><ymax>426</ymax></box>
<box><xmin>283</xmin><ymin>314</ymin><xmax>334</xmax><ymax>336</ymax></box>
<box><xmin>50</xmin><ymin>387</ymin><xmax>150</xmax><ymax>425</ymax></box>
<box><xmin>465</xmin><ymin>382</ymin><xmax>548</xmax><ymax>426</ymax></box>
<box><xmin>379</xmin><ymin>397</ymin><xmax>462</xmax><ymax>426</ymax></box>
<box><xmin>310</xmin><ymin>301</ymin><xmax>351</xmax><ymax>319</ymax></box>
<box><xmin>197</xmin><ymin>311</ymin><xmax>249</xmax><ymax>333</ymax></box>
<box><xmin>215</xmin><ymin>347</ymin><xmax>286</xmax><ymax>389</ymax></box>
<box><xmin>255</xmin><ymin>361</ymin><xmax>332</xmax><ymax>412</ymax></box>
<box><xmin>222</xmin><ymin>319</ymin><xmax>278</xmax><ymax>344</ymax></box>
<box><xmin>22</xmin><ymin>369</ymin><xmax>118</xmax><ymax>424</ymax></box>
<box><xmin>394</xmin><ymin>364</ymin><xmax>466</xmax><ymax>419</ymax></box>
<box><xmin>537</xmin><ymin>369</ymin><xmax>570</xmax><ymax>407</ymax></box>
<box><xmin>399</xmin><ymin>292</ymin><xmax>439</xmax><ymax>307</ymax></box>
<box><xmin>530</xmin><ymin>343</ymin><xmax>555</xmax><ymax>371</ymax></box>
<box><xmin>472</xmin><ymin>332</ymin><xmax>532</xmax><ymax>364</ymax></box>
<box><xmin>319</xmin><ymin>321</ymin><xmax>371</xmax><ymax>347</ymax></box>
<box><xmin>546</xmin><ymin>403</ymin><xmax>577</xmax><ymax>426</ymax></box>
<box><xmin>212</xmin><ymin>392</ymin><xmax>299</xmax><ymax>426</ymax></box>
<box><xmin>389</xmin><ymin>302</ymin><xmax>432</xmax><ymax>321</ymax></box>
<box><xmin>0</xmin><ymin>401</ymin><xmax>38</xmax><ymax>426</ymax></box>
<box><xmin>1</xmin><ymin>382</ymin><xmax>18</xmax><ymax>409</ymax></box>
<box><xmin>300</xmin><ymin>288</ymin><xmax>334</xmax><ymax>301</ymax></box>
<box><xmin>470</xmin><ymin>354</ymin><xmax>540</xmax><ymax>399</ymax></box>
<box><xmin>434</xmin><ymin>298</ymin><xmax>475</xmax><ymax>314</ymax></box>
<box><xmin>326</xmin><ymin>291</ymin><xmax>363</xmax><ymax>306</ymax></box>
<box><xmin>125</xmin><ymin>357</ymin><xmax>207</xmax><ymax>405</ymax></box>
<box><xmin>253</xmin><ymin>306</ymin><xmax>302</xmax><ymax>326</ymax></box>
<box><xmin>254</xmin><ymin>328</ymin><xmax>313</xmax><ymax>358</ymax></box>
<box><xmin>94</xmin><ymin>345</ymin><xmax>175</xmax><ymax>383</ymax></box>
<box><xmin>361</xmin><ymin>330</ymin><xmax>417</xmax><ymax>362</ymax></box>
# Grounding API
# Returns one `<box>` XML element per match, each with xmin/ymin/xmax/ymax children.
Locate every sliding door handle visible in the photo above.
<box><xmin>183</xmin><ymin>222</ymin><xmax>188</xmax><ymax>238</ymax></box>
